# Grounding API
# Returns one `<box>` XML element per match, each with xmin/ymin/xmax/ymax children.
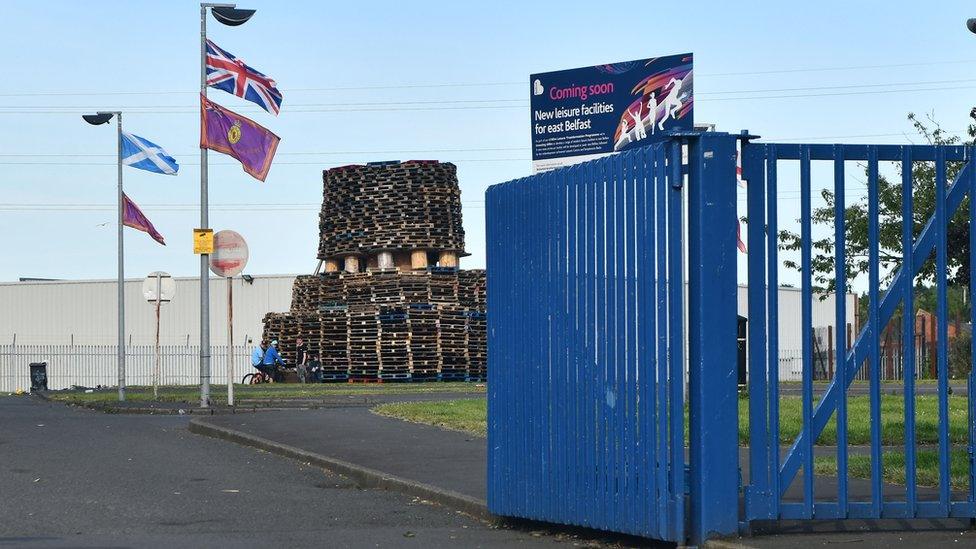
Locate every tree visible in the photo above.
<box><xmin>778</xmin><ymin>112</ymin><xmax>975</xmax><ymax>295</ymax></box>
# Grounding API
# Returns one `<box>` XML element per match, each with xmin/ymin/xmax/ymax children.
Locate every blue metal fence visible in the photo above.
<box><xmin>486</xmin><ymin>133</ymin><xmax>739</xmax><ymax>544</ymax></box>
<box><xmin>487</xmin><ymin>132</ymin><xmax>976</xmax><ymax>544</ymax></box>
<box><xmin>741</xmin><ymin>141</ymin><xmax>976</xmax><ymax>521</ymax></box>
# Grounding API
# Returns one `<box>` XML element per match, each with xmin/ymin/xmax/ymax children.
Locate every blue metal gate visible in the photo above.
<box><xmin>486</xmin><ymin>133</ymin><xmax>739</xmax><ymax>544</ymax></box>
<box><xmin>741</xmin><ymin>140</ymin><xmax>976</xmax><ymax>522</ymax></box>
<box><xmin>486</xmin><ymin>131</ymin><xmax>976</xmax><ymax>544</ymax></box>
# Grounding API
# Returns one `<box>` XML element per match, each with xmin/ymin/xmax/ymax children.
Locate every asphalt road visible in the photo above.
<box><xmin>0</xmin><ymin>396</ymin><xmax>565</xmax><ymax>548</ymax></box>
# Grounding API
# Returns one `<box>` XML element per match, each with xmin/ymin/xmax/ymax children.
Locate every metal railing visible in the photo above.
<box><xmin>0</xmin><ymin>344</ymin><xmax>252</xmax><ymax>392</ymax></box>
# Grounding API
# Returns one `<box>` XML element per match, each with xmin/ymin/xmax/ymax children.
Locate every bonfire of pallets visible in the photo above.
<box><xmin>262</xmin><ymin>161</ymin><xmax>486</xmax><ymax>382</ymax></box>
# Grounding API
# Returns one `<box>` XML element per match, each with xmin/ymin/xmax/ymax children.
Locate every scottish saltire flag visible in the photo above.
<box><xmin>121</xmin><ymin>132</ymin><xmax>179</xmax><ymax>175</ymax></box>
<box><xmin>206</xmin><ymin>39</ymin><xmax>282</xmax><ymax>116</ymax></box>
<box><xmin>122</xmin><ymin>193</ymin><xmax>165</xmax><ymax>245</ymax></box>
<box><xmin>200</xmin><ymin>95</ymin><xmax>280</xmax><ymax>181</ymax></box>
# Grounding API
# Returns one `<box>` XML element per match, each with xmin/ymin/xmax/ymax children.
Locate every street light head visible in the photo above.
<box><xmin>82</xmin><ymin>113</ymin><xmax>115</xmax><ymax>125</ymax></box>
<box><xmin>968</xmin><ymin>18</ymin><xmax>976</xmax><ymax>34</ymax></box>
<box><xmin>211</xmin><ymin>6</ymin><xmax>255</xmax><ymax>26</ymax></box>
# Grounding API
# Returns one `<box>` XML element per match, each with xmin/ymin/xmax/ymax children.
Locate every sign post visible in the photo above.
<box><xmin>209</xmin><ymin>230</ymin><xmax>249</xmax><ymax>406</ymax></box>
<box><xmin>142</xmin><ymin>272</ymin><xmax>176</xmax><ymax>399</ymax></box>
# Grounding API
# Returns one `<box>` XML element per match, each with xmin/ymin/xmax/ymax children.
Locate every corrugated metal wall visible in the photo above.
<box><xmin>0</xmin><ymin>275</ymin><xmax>295</xmax><ymax>346</ymax></box>
<box><xmin>737</xmin><ymin>285</ymin><xmax>858</xmax><ymax>381</ymax></box>
<box><xmin>737</xmin><ymin>285</ymin><xmax>858</xmax><ymax>349</ymax></box>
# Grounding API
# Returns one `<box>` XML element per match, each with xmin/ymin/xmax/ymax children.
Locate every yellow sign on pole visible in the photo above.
<box><xmin>193</xmin><ymin>228</ymin><xmax>214</xmax><ymax>254</ymax></box>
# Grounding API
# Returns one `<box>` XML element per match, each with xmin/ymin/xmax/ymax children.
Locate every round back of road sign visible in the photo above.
<box><xmin>143</xmin><ymin>271</ymin><xmax>176</xmax><ymax>303</ymax></box>
<box><xmin>210</xmin><ymin>230</ymin><xmax>249</xmax><ymax>278</ymax></box>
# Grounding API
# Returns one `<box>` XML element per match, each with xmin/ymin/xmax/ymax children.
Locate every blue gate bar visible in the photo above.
<box><xmin>667</xmin><ymin>140</ymin><xmax>685</xmax><ymax>542</ymax></box>
<box><xmin>766</xmin><ymin>145</ymin><xmax>781</xmax><ymax>508</ymax></box>
<box><xmin>624</xmin><ymin>150</ymin><xmax>638</xmax><ymax>533</ymax></box>
<box><xmin>779</xmin><ymin>159</ymin><xmax>976</xmax><ymax>492</ymax></box>
<box><xmin>834</xmin><ymin>146</ymin><xmax>849</xmax><ymax>514</ymax></box>
<box><xmin>800</xmin><ymin>145</ymin><xmax>814</xmax><ymax>516</ymax></box>
<box><xmin>935</xmin><ymin>147</ymin><xmax>950</xmax><ymax>513</ymax></box>
<box><xmin>584</xmin><ymin>162</ymin><xmax>599</xmax><ymax>527</ymax></box>
<box><xmin>593</xmin><ymin>157</ymin><xmax>609</xmax><ymax>530</ymax></box>
<box><xmin>617</xmin><ymin>152</ymin><xmax>628</xmax><ymax>530</ymax></box>
<box><xmin>756</xmin><ymin>143</ymin><xmax>967</xmax><ymax>162</ymax></box>
<box><xmin>583</xmin><ymin>161</ymin><xmax>593</xmax><ymax>523</ymax></box>
<box><xmin>563</xmin><ymin>166</ymin><xmax>575</xmax><ymax>525</ymax></box>
<box><xmin>867</xmin><ymin>145</ymin><xmax>883</xmax><ymax>515</ymax></box>
<box><xmin>545</xmin><ymin>167</ymin><xmax>557</xmax><ymax>523</ymax></box>
<box><xmin>902</xmin><ymin>147</ymin><xmax>917</xmax><ymax>516</ymax></box>
<box><xmin>633</xmin><ymin>149</ymin><xmax>650</xmax><ymax>535</ymax></box>
<box><xmin>744</xmin><ymin>138</ymin><xmax>771</xmax><ymax>518</ymax></box>
<box><xmin>654</xmin><ymin>145</ymin><xmax>669</xmax><ymax>536</ymax></box>
<box><xmin>971</xmin><ymin>161</ymin><xmax>976</xmax><ymax>505</ymax></box>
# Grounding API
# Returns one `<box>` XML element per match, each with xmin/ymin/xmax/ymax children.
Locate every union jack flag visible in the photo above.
<box><xmin>206</xmin><ymin>39</ymin><xmax>282</xmax><ymax>115</ymax></box>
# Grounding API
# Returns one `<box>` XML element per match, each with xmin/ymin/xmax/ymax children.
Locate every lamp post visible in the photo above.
<box><xmin>83</xmin><ymin>111</ymin><xmax>125</xmax><ymax>402</ymax></box>
<box><xmin>199</xmin><ymin>3</ymin><xmax>255</xmax><ymax>408</ymax></box>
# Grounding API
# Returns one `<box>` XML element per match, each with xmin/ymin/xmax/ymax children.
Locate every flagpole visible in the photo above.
<box><xmin>116</xmin><ymin>111</ymin><xmax>126</xmax><ymax>403</ymax></box>
<box><xmin>200</xmin><ymin>3</ymin><xmax>212</xmax><ymax>408</ymax></box>
<box><xmin>199</xmin><ymin>2</ymin><xmax>253</xmax><ymax>408</ymax></box>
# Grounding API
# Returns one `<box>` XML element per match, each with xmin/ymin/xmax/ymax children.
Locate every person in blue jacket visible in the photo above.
<box><xmin>261</xmin><ymin>340</ymin><xmax>286</xmax><ymax>382</ymax></box>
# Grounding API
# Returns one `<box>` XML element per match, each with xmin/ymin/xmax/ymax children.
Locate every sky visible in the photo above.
<box><xmin>1</xmin><ymin>0</ymin><xmax>975</xmax><ymax>284</ymax></box>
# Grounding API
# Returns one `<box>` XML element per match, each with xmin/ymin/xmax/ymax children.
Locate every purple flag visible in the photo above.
<box><xmin>200</xmin><ymin>94</ymin><xmax>280</xmax><ymax>181</ymax></box>
<box><xmin>122</xmin><ymin>193</ymin><xmax>165</xmax><ymax>246</ymax></box>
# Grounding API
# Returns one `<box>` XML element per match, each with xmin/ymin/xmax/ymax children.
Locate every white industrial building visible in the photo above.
<box><xmin>0</xmin><ymin>277</ymin><xmax>855</xmax><ymax>391</ymax></box>
<box><xmin>0</xmin><ymin>275</ymin><xmax>295</xmax><ymax>346</ymax></box>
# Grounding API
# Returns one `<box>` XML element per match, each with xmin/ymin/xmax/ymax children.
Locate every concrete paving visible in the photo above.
<box><xmin>194</xmin><ymin>397</ymin><xmax>976</xmax><ymax>548</ymax></box>
<box><xmin>0</xmin><ymin>395</ymin><xmax>566</xmax><ymax>548</ymax></box>
<box><xmin>198</xmin><ymin>404</ymin><xmax>487</xmax><ymax>502</ymax></box>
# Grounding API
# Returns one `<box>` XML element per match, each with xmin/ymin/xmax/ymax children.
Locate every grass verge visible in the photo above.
<box><xmin>372</xmin><ymin>398</ymin><xmax>487</xmax><ymax>436</ymax></box>
<box><xmin>746</xmin><ymin>394</ymin><xmax>969</xmax><ymax>446</ymax></box>
<box><xmin>46</xmin><ymin>382</ymin><xmax>486</xmax><ymax>406</ymax></box>
<box><xmin>814</xmin><ymin>450</ymin><xmax>970</xmax><ymax>490</ymax></box>
<box><xmin>369</xmin><ymin>394</ymin><xmax>971</xmax><ymax>449</ymax></box>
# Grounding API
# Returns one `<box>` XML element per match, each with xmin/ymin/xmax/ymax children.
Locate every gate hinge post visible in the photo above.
<box><xmin>687</xmin><ymin>131</ymin><xmax>740</xmax><ymax>544</ymax></box>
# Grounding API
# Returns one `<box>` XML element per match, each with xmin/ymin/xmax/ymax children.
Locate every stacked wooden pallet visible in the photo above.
<box><xmin>458</xmin><ymin>269</ymin><xmax>487</xmax><ymax>312</ymax></box>
<box><xmin>317</xmin><ymin>161</ymin><xmax>466</xmax><ymax>261</ymax></box>
<box><xmin>347</xmin><ymin>306</ymin><xmax>380</xmax><ymax>378</ymax></box>
<box><xmin>372</xmin><ymin>269</ymin><xmax>404</xmax><ymax>304</ymax></box>
<box><xmin>262</xmin><ymin>269</ymin><xmax>487</xmax><ymax>381</ymax></box>
<box><xmin>407</xmin><ymin>303</ymin><xmax>440</xmax><ymax>380</ymax></box>
<box><xmin>378</xmin><ymin>306</ymin><xmax>410</xmax><ymax>380</ymax></box>
<box><xmin>428</xmin><ymin>268</ymin><xmax>459</xmax><ymax>304</ymax></box>
<box><xmin>465</xmin><ymin>310</ymin><xmax>487</xmax><ymax>380</ymax></box>
<box><xmin>401</xmin><ymin>271</ymin><xmax>431</xmax><ymax>302</ymax></box>
<box><xmin>343</xmin><ymin>272</ymin><xmax>374</xmax><ymax>307</ymax></box>
<box><xmin>438</xmin><ymin>307</ymin><xmax>468</xmax><ymax>379</ymax></box>
<box><xmin>319</xmin><ymin>309</ymin><xmax>349</xmax><ymax>380</ymax></box>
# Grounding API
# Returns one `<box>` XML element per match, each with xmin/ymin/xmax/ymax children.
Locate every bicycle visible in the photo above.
<box><xmin>242</xmin><ymin>364</ymin><xmax>283</xmax><ymax>384</ymax></box>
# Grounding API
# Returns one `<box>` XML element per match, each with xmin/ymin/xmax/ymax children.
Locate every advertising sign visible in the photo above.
<box><xmin>530</xmin><ymin>53</ymin><xmax>693</xmax><ymax>172</ymax></box>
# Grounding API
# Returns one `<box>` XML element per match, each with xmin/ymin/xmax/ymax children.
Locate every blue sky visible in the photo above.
<box><xmin>1</xmin><ymin>0</ymin><xmax>975</xmax><ymax>283</ymax></box>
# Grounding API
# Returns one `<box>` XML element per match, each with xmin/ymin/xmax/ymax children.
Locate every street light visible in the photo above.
<box><xmin>83</xmin><ymin>110</ymin><xmax>126</xmax><ymax>402</ymax></box>
<box><xmin>198</xmin><ymin>3</ymin><xmax>255</xmax><ymax>408</ymax></box>
<box><xmin>211</xmin><ymin>6</ymin><xmax>256</xmax><ymax>26</ymax></box>
<box><xmin>967</xmin><ymin>18</ymin><xmax>976</xmax><ymax>34</ymax></box>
